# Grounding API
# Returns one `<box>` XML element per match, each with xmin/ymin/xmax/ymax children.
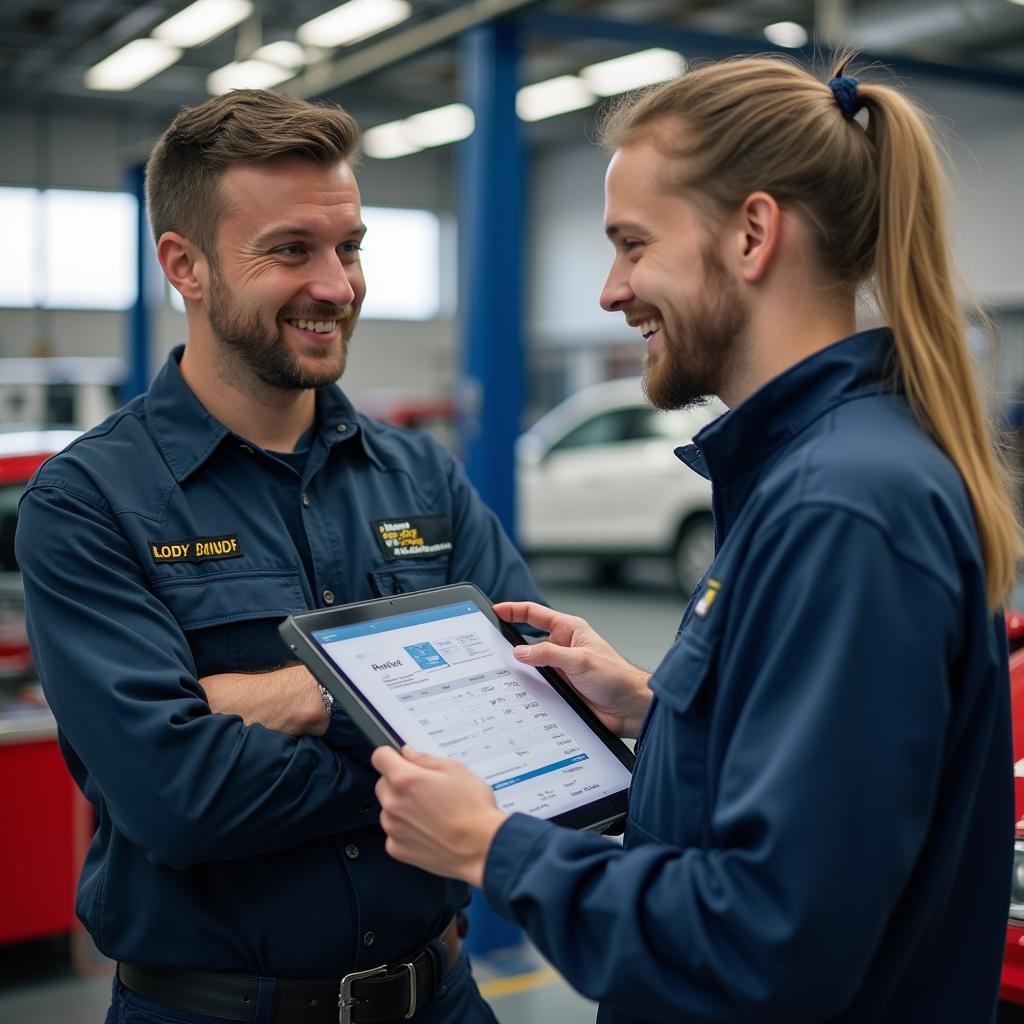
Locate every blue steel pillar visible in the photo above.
<box><xmin>124</xmin><ymin>163</ymin><xmax>151</xmax><ymax>402</ymax></box>
<box><xmin>457</xmin><ymin>19</ymin><xmax>526</xmax><ymax>542</ymax></box>
<box><xmin>458</xmin><ymin>19</ymin><xmax>528</xmax><ymax>956</ymax></box>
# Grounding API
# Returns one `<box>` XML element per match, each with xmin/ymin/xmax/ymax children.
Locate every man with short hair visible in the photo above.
<box><xmin>16</xmin><ymin>89</ymin><xmax>537</xmax><ymax>1024</ymax></box>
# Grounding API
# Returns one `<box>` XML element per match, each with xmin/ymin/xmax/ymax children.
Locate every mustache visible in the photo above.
<box><xmin>624</xmin><ymin>303</ymin><xmax>660</xmax><ymax>321</ymax></box>
<box><xmin>282</xmin><ymin>303</ymin><xmax>354</xmax><ymax>321</ymax></box>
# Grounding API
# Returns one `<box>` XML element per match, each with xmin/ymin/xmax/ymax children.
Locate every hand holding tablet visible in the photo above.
<box><xmin>371</xmin><ymin>744</ymin><xmax>507</xmax><ymax>887</ymax></box>
<box><xmin>493</xmin><ymin>600</ymin><xmax>654</xmax><ymax>740</ymax></box>
<box><xmin>279</xmin><ymin>583</ymin><xmax>635</xmax><ymax>832</ymax></box>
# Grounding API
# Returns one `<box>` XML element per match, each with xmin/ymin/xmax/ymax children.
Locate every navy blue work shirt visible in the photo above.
<box><xmin>483</xmin><ymin>329</ymin><xmax>1014</xmax><ymax>1023</ymax></box>
<box><xmin>16</xmin><ymin>345</ymin><xmax>544</xmax><ymax>977</ymax></box>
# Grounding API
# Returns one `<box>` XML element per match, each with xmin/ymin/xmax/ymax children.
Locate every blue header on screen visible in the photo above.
<box><xmin>311</xmin><ymin>601</ymin><xmax>479</xmax><ymax>644</ymax></box>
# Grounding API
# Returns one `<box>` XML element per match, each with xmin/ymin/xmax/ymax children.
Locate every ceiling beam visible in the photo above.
<box><xmin>519</xmin><ymin>12</ymin><xmax>1024</xmax><ymax>93</ymax></box>
<box><xmin>286</xmin><ymin>0</ymin><xmax>546</xmax><ymax>98</ymax></box>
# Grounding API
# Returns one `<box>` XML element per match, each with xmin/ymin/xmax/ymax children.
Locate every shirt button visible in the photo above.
<box><xmin>345</xmin><ymin>844</ymin><xmax>359</xmax><ymax>859</ymax></box>
<box><xmin>323</xmin><ymin>589</ymin><xmax>335</xmax><ymax>605</ymax></box>
<box><xmin>301</xmin><ymin>492</ymin><xmax>310</xmax><ymax>507</ymax></box>
<box><xmin>363</xmin><ymin>931</ymin><xmax>375</xmax><ymax>947</ymax></box>
<box><xmin>336</xmin><ymin>423</ymin><xmax>348</xmax><ymax>433</ymax></box>
<box><xmin>239</xmin><ymin>444</ymin><xmax>254</xmax><ymax>455</ymax></box>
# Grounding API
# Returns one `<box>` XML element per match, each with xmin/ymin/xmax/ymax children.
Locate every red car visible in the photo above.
<box><xmin>1001</xmin><ymin>612</ymin><xmax>1024</xmax><ymax>1011</ymax></box>
<box><xmin>355</xmin><ymin>390</ymin><xmax>458</xmax><ymax>451</ymax></box>
<box><xmin>0</xmin><ymin>430</ymin><xmax>78</xmax><ymax>693</ymax></box>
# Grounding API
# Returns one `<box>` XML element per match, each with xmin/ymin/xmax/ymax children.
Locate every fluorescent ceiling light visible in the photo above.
<box><xmin>580</xmin><ymin>48</ymin><xmax>685</xmax><ymax>97</ymax></box>
<box><xmin>253</xmin><ymin>41</ymin><xmax>308</xmax><ymax>70</ymax></box>
<box><xmin>363</xmin><ymin>121</ymin><xmax>423</xmax><ymax>160</ymax></box>
<box><xmin>207</xmin><ymin>59</ymin><xmax>297</xmax><ymax>95</ymax></box>
<box><xmin>153</xmin><ymin>0</ymin><xmax>253</xmax><ymax>48</ymax></box>
<box><xmin>517</xmin><ymin>75</ymin><xmax>595</xmax><ymax>122</ymax></box>
<box><xmin>404</xmin><ymin>104</ymin><xmax>475</xmax><ymax>148</ymax></box>
<box><xmin>85</xmin><ymin>38</ymin><xmax>182</xmax><ymax>91</ymax></box>
<box><xmin>297</xmin><ymin>0</ymin><xmax>412</xmax><ymax>48</ymax></box>
<box><xmin>363</xmin><ymin>103</ymin><xmax>474</xmax><ymax>159</ymax></box>
<box><xmin>764</xmin><ymin>21</ymin><xmax>809</xmax><ymax>47</ymax></box>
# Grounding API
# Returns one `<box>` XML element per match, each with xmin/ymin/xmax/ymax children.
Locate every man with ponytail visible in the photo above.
<box><xmin>373</xmin><ymin>56</ymin><xmax>1019</xmax><ymax>1022</ymax></box>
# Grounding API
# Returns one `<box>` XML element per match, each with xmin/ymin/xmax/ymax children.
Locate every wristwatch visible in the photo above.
<box><xmin>317</xmin><ymin>683</ymin><xmax>335</xmax><ymax>715</ymax></box>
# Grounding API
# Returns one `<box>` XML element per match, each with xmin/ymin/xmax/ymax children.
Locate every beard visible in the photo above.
<box><xmin>207</xmin><ymin>262</ymin><xmax>354</xmax><ymax>392</ymax></box>
<box><xmin>642</xmin><ymin>244</ymin><xmax>749</xmax><ymax>412</ymax></box>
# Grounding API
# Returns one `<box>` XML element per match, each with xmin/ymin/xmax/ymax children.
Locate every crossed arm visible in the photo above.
<box><xmin>200</xmin><ymin>663</ymin><xmax>330</xmax><ymax>737</ymax></box>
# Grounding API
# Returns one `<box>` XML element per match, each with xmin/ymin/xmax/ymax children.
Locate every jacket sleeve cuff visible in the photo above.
<box><xmin>322</xmin><ymin>708</ymin><xmax>374</xmax><ymax>764</ymax></box>
<box><xmin>482</xmin><ymin>813</ymin><xmax>553</xmax><ymax>918</ymax></box>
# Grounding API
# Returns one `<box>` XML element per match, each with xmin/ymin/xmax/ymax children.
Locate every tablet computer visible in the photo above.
<box><xmin>279</xmin><ymin>583</ymin><xmax>635</xmax><ymax>833</ymax></box>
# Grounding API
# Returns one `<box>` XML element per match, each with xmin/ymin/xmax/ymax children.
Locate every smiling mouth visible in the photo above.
<box><xmin>627</xmin><ymin>316</ymin><xmax>662</xmax><ymax>341</ymax></box>
<box><xmin>285</xmin><ymin>318</ymin><xmax>340</xmax><ymax>334</ymax></box>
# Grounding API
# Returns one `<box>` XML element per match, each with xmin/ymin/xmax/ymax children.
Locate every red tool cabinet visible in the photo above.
<box><xmin>0</xmin><ymin>715</ymin><xmax>80</xmax><ymax>944</ymax></box>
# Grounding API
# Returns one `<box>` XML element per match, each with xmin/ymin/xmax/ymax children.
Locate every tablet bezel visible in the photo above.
<box><xmin>279</xmin><ymin>582</ymin><xmax>635</xmax><ymax>833</ymax></box>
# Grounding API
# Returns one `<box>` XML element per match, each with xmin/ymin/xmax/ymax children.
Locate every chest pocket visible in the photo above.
<box><xmin>628</xmin><ymin>633</ymin><xmax>717</xmax><ymax>849</ymax></box>
<box><xmin>153</xmin><ymin>569</ymin><xmax>306</xmax><ymax>676</ymax></box>
<box><xmin>369</xmin><ymin>559</ymin><xmax>450</xmax><ymax>597</ymax></box>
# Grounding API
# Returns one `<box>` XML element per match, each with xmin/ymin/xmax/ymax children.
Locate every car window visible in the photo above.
<box><xmin>627</xmin><ymin>408</ymin><xmax>674</xmax><ymax>441</ymax></box>
<box><xmin>0</xmin><ymin>484</ymin><xmax>23</xmax><ymax>572</ymax></box>
<box><xmin>548</xmin><ymin>407</ymin><xmax>639</xmax><ymax>453</ymax></box>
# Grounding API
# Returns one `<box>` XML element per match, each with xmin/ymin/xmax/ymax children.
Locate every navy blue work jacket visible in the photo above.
<box><xmin>16</xmin><ymin>346</ymin><xmax>543</xmax><ymax>976</ymax></box>
<box><xmin>483</xmin><ymin>329</ymin><xmax>1013</xmax><ymax>1023</ymax></box>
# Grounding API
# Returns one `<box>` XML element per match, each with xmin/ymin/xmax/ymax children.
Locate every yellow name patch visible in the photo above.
<box><xmin>149</xmin><ymin>534</ymin><xmax>243</xmax><ymax>564</ymax></box>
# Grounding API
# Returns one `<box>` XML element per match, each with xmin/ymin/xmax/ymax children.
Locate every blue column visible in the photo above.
<box><xmin>124</xmin><ymin>163</ymin><xmax>151</xmax><ymax>402</ymax></box>
<box><xmin>457</xmin><ymin>20</ymin><xmax>528</xmax><ymax>956</ymax></box>
<box><xmin>457</xmin><ymin>19</ymin><xmax>526</xmax><ymax>542</ymax></box>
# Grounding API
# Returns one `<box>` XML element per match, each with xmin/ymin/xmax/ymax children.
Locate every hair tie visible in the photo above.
<box><xmin>828</xmin><ymin>76</ymin><xmax>861</xmax><ymax>120</ymax></box>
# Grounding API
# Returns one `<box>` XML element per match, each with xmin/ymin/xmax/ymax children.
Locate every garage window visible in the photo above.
<box><xmin>0</xmin><ymin>186</ymin><xmax>138</xmax><ymax>311</ymax></box>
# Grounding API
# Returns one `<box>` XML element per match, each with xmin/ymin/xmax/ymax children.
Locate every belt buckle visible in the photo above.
<box><xmin>337</xmin><ymin>964</ymin><xmax>387</xmax><ymax>1024</ymax></box>
<box><xmin>401</xmin><ymin>962</ymin><xmax>416</xmax><ymax>1019</ymax></box>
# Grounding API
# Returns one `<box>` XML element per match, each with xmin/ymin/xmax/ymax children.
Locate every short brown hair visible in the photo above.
<box><xmin>145</xmin><ymin>89</ymin><xmax>360</xmax><ymax>255</ymax></box>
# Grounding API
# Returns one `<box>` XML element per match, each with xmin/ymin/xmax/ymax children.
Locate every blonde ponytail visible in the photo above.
<box><xmin>858</xmin><ymin>82</ymin><xmax>1021</xmax><ymax>608</ymax></box>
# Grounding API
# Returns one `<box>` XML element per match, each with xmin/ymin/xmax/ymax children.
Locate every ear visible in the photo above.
<box><xmin>730</xmin><ymin>191</ymin><xmax>781</xmax><ymax>284</ymax></box>
<box><xmin>156</xmin><ymin>231</ymin><xmax>207</xmax><ymax>303</ymax></box>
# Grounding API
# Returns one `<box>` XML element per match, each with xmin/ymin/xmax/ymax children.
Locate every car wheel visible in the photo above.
<box><xmin>592</xmin><ymin>558</ymin><xmax>625</xmax><ymax>587</ymax></box>
<box><xmin>673</xmin><ymin>514</ymin><xmax>715</xmax><ymax>594</ymax></box>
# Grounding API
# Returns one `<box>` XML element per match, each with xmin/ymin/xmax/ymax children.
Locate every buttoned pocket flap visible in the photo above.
<box><xmin>153</xmin><ymin>569</ymin><xmax>306</xmax><ymax>631</ymax></box>
<box><xmin>369</xmin><ymin>561</ymin><xmax>450</xmax><ymax>597</ymax></box>
<box><xmin>649</xmin><ymin>634</ymin><xmax>715</xmax><ymax>715</ymax></box>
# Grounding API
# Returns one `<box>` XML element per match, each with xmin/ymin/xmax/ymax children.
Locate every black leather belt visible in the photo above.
<box><xmin>118</xmin><ymin>917</ymin><xmax>462</xmax><ymax>1024</ymax></box>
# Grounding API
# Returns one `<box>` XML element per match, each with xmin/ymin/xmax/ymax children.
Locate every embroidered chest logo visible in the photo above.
<box><xmin>149</xmin><ymin>534</ymin><xmax>243</xmax><ymax>564</ymax></box>
<box><xmin>694</xmin><ymin>577</ymin><xmax>722</xmax><ymax>620</ymax></box>
<box><xmin>371</xmin><ymin>516</ymin><xmax>453</xmax><ymax>561</ymax></box>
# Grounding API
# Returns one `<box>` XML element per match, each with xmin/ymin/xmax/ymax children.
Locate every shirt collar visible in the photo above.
<box><xmin>674</xmin><ymin>328</ymin><xmax>896</xmax><ymax>485</ymax></box>
<box><xmin>145</xmin><ymin>345</ymin><xmax>376</xmax><ymax>482</ymax></box>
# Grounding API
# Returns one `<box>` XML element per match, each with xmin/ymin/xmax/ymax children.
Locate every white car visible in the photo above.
<box><xmin>517</xmin><ymin>378</ymin><xmax>726</xmax><ymax>593</ymax></box>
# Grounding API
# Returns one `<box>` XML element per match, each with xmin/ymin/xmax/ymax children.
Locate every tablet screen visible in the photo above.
<box><xmin>310</xmin><ymin>598</ymin><xmax>633</xmax><ymax>820</ymax></box>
